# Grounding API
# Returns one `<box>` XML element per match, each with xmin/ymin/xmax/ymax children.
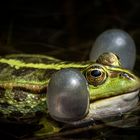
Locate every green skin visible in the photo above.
<box><xmin>0</xmin><ymin>53</ymin><xmax>140</xmax><ymax>137</ymax></box>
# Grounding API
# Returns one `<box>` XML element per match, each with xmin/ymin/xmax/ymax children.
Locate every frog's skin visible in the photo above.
<box><xmin>0</xmin><ymin>53</ymin><xmax>140</xmax><ymax>137</ymax></box>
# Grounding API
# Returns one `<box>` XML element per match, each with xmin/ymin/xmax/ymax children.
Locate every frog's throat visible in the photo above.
<box><xmin>88</xmin><ymin>89</ymin><xmax>139</xmax><ymax>120</ymax></box>
<box><xmin>67</xmin><ymin>89</ymin><xmax>139</xmax><ymax>126</ymax></box>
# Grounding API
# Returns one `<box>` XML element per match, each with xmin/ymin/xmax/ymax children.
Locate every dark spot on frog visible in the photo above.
<box><xmin>13</xmin><ymin>89</ymin><xmax>27</xmax><ymax>102</ymax></box>
<box><xmin>0</xmin><ymin>87</ymin><xmax>5</xmax><ymax>98</ymax></box>
<box><xmin>42</xmin><ymin>69</ymin><xmax>57</xmax><ymax>80</ymax></box>
<box><xmin>12</xmin><ymin>68</ymin><xmax>36</xmax><ymax>77</ymax></box>
<box><xmin>24</xmin><ymin>106</ymin><xmax>31</xmax><ymax>110</ymax></box>
<box><xmin>0</xmin><ymin>103</ymin><xmax>10</xmax><ymax>108</ymax></box>
<box><xmin>0</xmin><ymin>63</ymin><xmax>9</xmax><ymax>70</ymax></box>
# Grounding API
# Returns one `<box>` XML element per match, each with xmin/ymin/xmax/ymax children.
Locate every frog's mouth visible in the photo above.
<box><xmin>88</xmin><ymin>89</ymin><xmax>139</xmax><ymax>120</ymax></box>
<box><xmin>69</xmin><ymin>89</ymin><xmax>139</xmax><ymax>126</ymax></box>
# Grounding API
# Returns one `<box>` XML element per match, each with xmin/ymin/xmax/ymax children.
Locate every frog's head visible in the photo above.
<box><xmin>82</xmin><ymin>52</ymin><xmax>140</xmax><ymax>120</ymax></box>
<box><xmin>83</xmin><ymin>63</ymin><xmax>140</xmax><ymax>101</ymax></box>
<box><xmin>83</xmin><ymin>52</ymin><xmax>140</xmax><ymax>100</ymax></box>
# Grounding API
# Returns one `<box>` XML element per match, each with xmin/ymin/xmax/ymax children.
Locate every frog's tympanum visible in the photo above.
<box><xmin>0</xmin><ymin>52</ymin><xmax>139</xmax><ymax>137</ymax></box>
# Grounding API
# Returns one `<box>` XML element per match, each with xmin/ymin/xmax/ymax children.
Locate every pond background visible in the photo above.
<box><xmin>0</xmin><ymin>0</ymin><xmax>140</xmax><ymax>139</ymax></box>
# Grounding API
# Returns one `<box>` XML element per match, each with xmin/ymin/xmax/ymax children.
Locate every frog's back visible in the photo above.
<box><xmin>0</xmin><ymin>54</ymin><xmax>89</xmax><ymax>90</ymax></box>
<box><xmin>0</xmin><ymin>54</ymin><xmax>61</xmax><ymax>92</ymax></box>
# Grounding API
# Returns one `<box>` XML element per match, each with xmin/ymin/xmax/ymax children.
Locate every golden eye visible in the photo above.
<box><xmin>84</xmin><ymin>66</ymin><xmax>107</xmax><ymax>86</ymax></box>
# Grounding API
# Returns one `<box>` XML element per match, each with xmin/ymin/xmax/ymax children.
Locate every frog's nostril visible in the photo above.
<box><xmin>47</xmin><ymin>68</ymin><xmax>89</xmax><ymax>123</ymax></box>
<box><xmin>120</xmin><ymin>72</ymin><xmax>134</xmax><ymax>80</ymax></box>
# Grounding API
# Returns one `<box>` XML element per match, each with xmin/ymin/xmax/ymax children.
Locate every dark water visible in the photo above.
<box><xmin>0</xmin><ymin>1</ymin><xmax>140</xmax><ymax>139</ymax></box>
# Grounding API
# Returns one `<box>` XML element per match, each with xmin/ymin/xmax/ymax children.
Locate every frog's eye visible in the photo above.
<box><xmin>91</xmin><ymin>69</ymin><xmax>102</xmax><ymax>77</ymax></box>
<box><xmin>84</xmin><ymin>66</ymin><xmax>107</xmax><ymax>86</ymax></box>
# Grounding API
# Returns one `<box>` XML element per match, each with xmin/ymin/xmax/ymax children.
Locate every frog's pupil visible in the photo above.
<box><xmin>91</xmin><ymin>70</ymin><xmax>101</xmax><ymax>77</ymax></box>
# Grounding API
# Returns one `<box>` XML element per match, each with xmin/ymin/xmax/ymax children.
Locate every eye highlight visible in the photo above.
<box><xmin>84</xmin><ymin>65</ymin><xmax>107</xmax><ymax>86</ymax></box>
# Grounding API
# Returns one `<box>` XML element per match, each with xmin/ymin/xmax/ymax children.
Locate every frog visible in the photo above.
<box><xmin>0</xmin><ymin>52</ymin><xmax>139</xmax><ymax>138</ymax></box>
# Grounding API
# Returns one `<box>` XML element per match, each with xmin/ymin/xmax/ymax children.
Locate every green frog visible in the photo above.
<box><xmin>0</xmin><ymin>52</ymin><xmax>139</xmax><ymax>137</ymax></box>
